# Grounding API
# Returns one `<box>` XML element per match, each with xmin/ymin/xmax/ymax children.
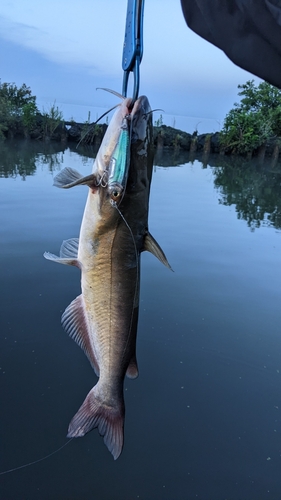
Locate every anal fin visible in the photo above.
<box><xmin>62</xmin><ymin>295</ymin><xmax>99</xmax><ymax>376</ymax></box>
<box><xmin>126</xmin><ymin>355</ymin><xmax>139</xmax><ymax>379</ymax></box>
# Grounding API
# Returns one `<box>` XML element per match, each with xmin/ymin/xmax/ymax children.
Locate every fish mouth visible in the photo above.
<box><xmin>129</xmin><ymin>96</ymin><xmax>151</xmax><ymax>144</ymax></box>
<box><xmin>129</xmin><ymin>95</ymin><xmax>151</xmax><ymax>119</ymax></box>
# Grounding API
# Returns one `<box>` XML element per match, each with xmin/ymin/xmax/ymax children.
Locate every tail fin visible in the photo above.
<box><xmin>67</xmin><ymin>386</ymin><xmax>124</xmax><ymax>460</ymax></box>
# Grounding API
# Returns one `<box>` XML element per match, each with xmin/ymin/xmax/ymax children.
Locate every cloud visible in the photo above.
<box><xmin>0</xmin><ymin>0</ymin><xmax>254</xmax><ymax>84</ymax></box>
<box><xmin>0</xmin><ymin>1</ymin><xmax>127</xmax><ymax>75</ymax></box>
<box><xmin>0</xmin><ymin>0</ymin><xmax>261</xmax><ymax>124</ymax></box>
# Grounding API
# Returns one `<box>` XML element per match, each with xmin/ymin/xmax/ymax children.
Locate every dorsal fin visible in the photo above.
<box><xmin>143</xmin><ymin>232</ymin><xmax>173</xmax><ymax>270</ymax></box>
<box><xmin>62</xmin><ymin>295</ymin><xmax>100</xmax><ymax>376</ymax></box>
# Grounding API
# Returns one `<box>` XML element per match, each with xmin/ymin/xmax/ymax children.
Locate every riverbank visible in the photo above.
<box><xmin>2</xmin><ymin>116</ymin><xmax>281</xmax><ymax>159</ymax></box>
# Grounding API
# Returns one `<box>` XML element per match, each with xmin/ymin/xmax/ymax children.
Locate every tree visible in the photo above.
<box><xmin>0</xmin><ymin>81</ymin><xmax>38</xmax><ymax>137</ymax></box>
<box><xmin>0</xmin><ymin>81</ymin><xmax>37</xmax><ymax>116</ymax></box>
<box><xmin>220</xmin><ymin>80</ymin><xmax>281</xmax><ymax>154</ymax></box>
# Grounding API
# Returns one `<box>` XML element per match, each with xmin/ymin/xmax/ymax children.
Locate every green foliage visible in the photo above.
<box><xmin>42</xmin><ymin>102</ymin><xmax>63</xmax><ymax>138</ymax></box>
<box><xmin>0</xmin><ymin>97</ymin><xmax>10</xmax><ymax>139</ymax></box>
<box><xmin>22</xmin><ymin>102</ymin><xmax>38</xmax><ymax>130</ymax></box>
<box><xmin>0</xmin><ymin>81</ymin><xmax>38</xmax><ymax>136</ymax></box>
<box><xmin>220</xmin><ymin>109</ymin><xmax>271</xmax><ymax>153</ymax></box>
<box><xmin>154</xmin><ymin>114</ymin><xmax>163</xmax><ymax>127</ymax></box>
<box><xmin>220</xmin><ymin>80</ymin><xmax>281</xmax><ymax>154</ymax></box>
<box><xmin>0</xmin><ymin>81</ymin><xmax>36</xmax><ymax>115</ymax></box>
<box><xmin>236</xmin><ymin>80</ymin><xmax>281</xmax><ymax>114</ymax></box>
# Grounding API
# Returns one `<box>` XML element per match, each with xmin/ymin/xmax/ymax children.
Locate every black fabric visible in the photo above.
<box><xmin>180</xmin><ymin>0</ymin><xmax>281</xmax><ymax>88</ymax></box>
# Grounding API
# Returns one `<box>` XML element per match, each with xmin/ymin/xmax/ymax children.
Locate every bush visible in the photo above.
<box><xmin>220</xmin><ymin>80</ymin><xmax>281</xmax><ymax>154</ymax></box>
<box><xmin>41</xmin><ymin>102</ymin><xmax>64</xmax><ymax>138</ymax></box>
<box><xmin>0</xmin><ymin>81</ymin><xmax>38</xmax><ymax>136</ymax></box>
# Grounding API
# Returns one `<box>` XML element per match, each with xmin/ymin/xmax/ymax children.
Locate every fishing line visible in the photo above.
<box><xmin>111</xmin><ymin>202</ymin><xmax>139</xmax><ymax>290</ymax></box>
<box><xmin>77</xmin><ymin>87</ymin><xmax>127</xmax><ymax>147</ymax></box>
<box><xmin>0</xmin><ymin>438</ymin><xmax>73</xmax><ymax>476</ymax></box>
<box><xmin>79</xmin><ymin>88</ymin><xmax>139</xmax><ymax>148</ymax></box>
<box><xmin>111</xmin><ymin>110</ymin><xmax>139</xmax><ymax>327</ymax></box>
<box><xmin>76</xmin><ymin>103</ymin><xmax>121</xmax><ymax>148</ymax></box>
<box><xmin>110</xmin><ymin>111</ymin><xmax>149</xmax><ymax>362</ymax></box>
<box><xmin>111</xmin><ymin>200</ymin><xmax>140</xmax><ymax>362</ymax></box>
<box><xmin>111</xmin><ymin>202</ymin><xmax>139</xmax><ymax>276</ymax></box>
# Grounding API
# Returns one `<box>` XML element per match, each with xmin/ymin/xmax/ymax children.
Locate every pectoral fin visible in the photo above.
<box><xmin>143</xmin><ymin>232</ymin><xmax>173</xmax><ymax>270</ymax></box>
<box><xmin>44</xmin><ymin>238</ymin><xmax>80</xmax><ymax>267</ymax></box>
<box><xmin>53</xmin><ymin>167</ymin><xmax>98</xmax><ymax>189</ymax></box>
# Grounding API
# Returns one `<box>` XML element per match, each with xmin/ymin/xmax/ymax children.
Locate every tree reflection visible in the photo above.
<box><xmin>153</xmin><ymin>147</ymin><xmax>190</xmax><ymax>167</ymax></box>
<box><xmin>2</xmin><ymin>140</ymin><xmax>281</xmax><ymax>231</ymax></box>
<box><xmin>0</xmin><ymin>140</ymin><xmax>38</xmax><ymax>179</ymax></box>
<box><xmin>208</xmin><ymin>155</ymin><xmax>281</xmax><ymax>230</ymax></box>
<box><xmin>0</xmin><ymin>139</ymin><xmax>98</xmax><ymax>179</ymax></box>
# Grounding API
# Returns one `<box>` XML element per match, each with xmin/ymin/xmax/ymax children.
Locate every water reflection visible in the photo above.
<box><xmin>154</xmin><ymin>147</ymin><xmax>281</xmax><ymax>231</ymax></box>
<box><xmin>153</xmin><ymin>147</ymin><xmax>190</xmax><ymax>167</ymax></box>
<box><xmin>209</xmin><ymin>155</ymin><xmax>281</xmax><ymax>230</ymax></box>
<box><xmin>0</xmin><ymin>139</ymin><xmax>38</xmax><ymax>179</ymax></box>
<box><xmin>2</xmin><ymin>139</ymin><xmax>281</xmax><ymax>231</ymax></box>
<box><xmin>0</xmin><ymin>139</ymin><xmax>99</xmax><ymax>179</ymax></box>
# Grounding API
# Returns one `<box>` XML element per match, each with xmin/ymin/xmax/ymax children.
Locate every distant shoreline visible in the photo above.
<box><xmin>3</xmin><ymin>119</ymin><xmax>281</xmax><ymax>159</ymax></box>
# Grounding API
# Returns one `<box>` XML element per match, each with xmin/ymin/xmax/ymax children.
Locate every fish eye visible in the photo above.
<box><xmin>110</xmin><ymin>188</ymin><xmax>122</xmax><ymax>201</ymax></box>
<box><xmin>109</xmin><ymin>182</ymin><xmax>124</xmax><ymax>203</ymax></box>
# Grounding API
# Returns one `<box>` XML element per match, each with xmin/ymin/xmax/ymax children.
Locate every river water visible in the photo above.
<box><xmin>1</xmin><ymin>139</ymin><xmax>281</xmax><ymax>499</ymax></box>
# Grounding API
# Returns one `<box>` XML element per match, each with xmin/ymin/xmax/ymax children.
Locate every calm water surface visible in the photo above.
<box><xmin>1</xmin><ymin>140</ymin><xmax>281</xmax><ymax>499</ymax></box>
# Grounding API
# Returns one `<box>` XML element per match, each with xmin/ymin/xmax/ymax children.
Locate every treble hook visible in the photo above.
<box><xmin>122</xmin><ymin>0</ymin><xmax>144</xmax><ymax>105</ymax></box>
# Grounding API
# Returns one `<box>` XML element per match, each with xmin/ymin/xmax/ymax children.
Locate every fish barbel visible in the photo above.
<box><xmin>44</xmin><ymin>96</ymin><xmax>171</xmax><ymax>459</ymax></box>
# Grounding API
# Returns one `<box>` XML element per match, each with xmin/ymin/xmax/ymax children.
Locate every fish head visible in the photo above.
<box><xmin>93</xmin><ymin>98</ymin><xmax>132</xmax><ymax>213</ymax></box>
<box><xmin>93</xmin><ymin>95</ymin><xmax>153</xmax><ymax>219</ymax></box>
<box><xmin>130</xmin><ymin>95</ymin><xmax>152</xmax><ymax>144</ymax></box>
<box><xmin>125</xmin><ymin>95</ymin><xmax>154</xmax><ymax>196</ymax></box>
<box><xmin>106</xmin><ymin>96</ymin><xmax>152</xmax><ymax>204</ymax></box>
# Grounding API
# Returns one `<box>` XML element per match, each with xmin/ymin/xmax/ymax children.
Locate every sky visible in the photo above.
<box><xmin>0</xmin><ymin>0</ymin><xmax>261</xmax><ymax>133</ymax></box>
